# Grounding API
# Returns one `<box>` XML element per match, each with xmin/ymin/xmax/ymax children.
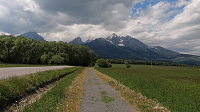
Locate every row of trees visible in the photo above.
<box><xmin>107</xmin><ymin>59</ymin><xmax>198</xmax><ymax>67</ymax></box>
<box><xmin>0</xmin><ymin>35</ymin><xmax>97</xmax><ymax>66</ymax></box>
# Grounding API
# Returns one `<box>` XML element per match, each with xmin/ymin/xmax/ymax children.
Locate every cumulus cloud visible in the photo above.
<box><xmin>0</xmin><ymin>0</ymin><xmax>200</xmax><ymax>55</ymax></box>
<box><xmin>175</xmin><ymin>0</ymin><xmax>191</xmax><ymax>7</ymax></box>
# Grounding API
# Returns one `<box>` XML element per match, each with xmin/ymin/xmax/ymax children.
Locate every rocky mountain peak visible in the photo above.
<box><xmin>85</xmin><ymin>39</ymin><xmax>93</xmax><ymax>44</ymax></box>
<box><xmin>68</xmin><ymin>37</ymin><xmax>84</xmax><ymax>45</ymax></box>
<box><xmin>21</xmin><ymin>31</ymin><xmax>45</xmax><ymax>41</ymax></box>
<box><xmin>107</xmin><ymin>33</ymin><xmax>118</xmax><ymax>39</ymax></box>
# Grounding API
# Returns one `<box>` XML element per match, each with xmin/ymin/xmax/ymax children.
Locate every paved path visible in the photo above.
<box><xmin>79</xmin><ymin>68</ymin><xmax>137</xmax><ymax>112</ymax></box>
<box><xmin>0</xmin><ymin>66</ymin><xmax>74</xmax><ymax>80</ymax></box>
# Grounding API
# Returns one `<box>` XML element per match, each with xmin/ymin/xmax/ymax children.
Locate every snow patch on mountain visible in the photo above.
<box><xmin>118</xmin><ymin>44</ymin><xmax>124</xmax><ymax>46</ymax></box>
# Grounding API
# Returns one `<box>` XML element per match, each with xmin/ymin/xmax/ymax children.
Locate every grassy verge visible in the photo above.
<box><xmin>62</xmin><ymin>68</ymin><xmax>87</xmax><ymax>111</ymax></box>
<box><xmin>0</xmin><ymin>67</ymin><xmax>79</xmax><ymax>109</ymax></box>
<box><xmin>22</xmin><ymin>68</ymin><xmax>85</xmax><ymax>112</ymax></box>
<box><xmin>95</xmin><ymin>64</ymin><xmax>200</xmax><ymax>112</ymax></box>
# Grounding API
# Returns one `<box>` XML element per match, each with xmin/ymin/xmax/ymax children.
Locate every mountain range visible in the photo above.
<box><xmin>81</xmin><ymin>33</ymin><xmax>179</xmax><ymax>60</ymax></box>
<box><xmin>81</xmin><ymin>33</ymin><xmax>200</xmax><ymax>65</ymax></box>
<box><xmin>20</xmin><ymin>31</ymin><xmax>200</xmax><ymax>65</ymax></box>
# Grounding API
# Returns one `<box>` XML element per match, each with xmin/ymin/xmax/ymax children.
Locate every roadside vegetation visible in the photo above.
<box><xmin>95</xmin><ymin>64</ymin><xmax>200</xmax><ymax>112</ymax></box>
<box><xmin>0</xmin><ymin>35</ymin><xmax>97</xmax><ymax>66</ymax></box>
<box><xmin>0</xmin><ymin>67</ymin><xmax>79</xmax><ymax>109</ymax></box>
<box><xmin>22</xmin><ymin>67</ymin><xmax>84</xmax><ymax>112</ymax></box>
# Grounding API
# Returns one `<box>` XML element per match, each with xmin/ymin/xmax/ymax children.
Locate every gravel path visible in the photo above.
<box><xmin>79</xmin><ymin>68</ymin><xmax>137</xmax><ymax>112</ymax></box>
<box><xmin>0</xmin><ymin>66</ymin><xmax>74</xmax><ymax>80</ymax></box>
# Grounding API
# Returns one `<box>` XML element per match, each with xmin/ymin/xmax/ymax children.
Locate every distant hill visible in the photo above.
<box><xmin>21</xmin><ymin>31</ymin><xmax>45</xmax><ymax>41</ymax></box>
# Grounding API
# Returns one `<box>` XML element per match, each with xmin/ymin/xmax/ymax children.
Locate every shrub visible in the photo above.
<box><xmin>49</xmin><ymin>55</ymin><xmax>64</xmax><ymax>65</ymax></box>
<box><xmin>97</xmin><ymin>58</ymin><xmax>112</xmax><ymax>68</ymax></box>
<box><xmin>125</xmin><ymin>61</ymin><xmax>131</xmax><ymax>68</ymax></box>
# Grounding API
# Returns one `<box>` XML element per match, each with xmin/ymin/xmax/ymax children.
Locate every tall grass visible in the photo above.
<box><xmin>0</xmin><ymin>67</ymin><xmax>79</xmax><ymax>109</ymax></box>
<box><xmin>95</xmin><ymin>64</ymin><xmax>200</xmax><ymax>112</ymax></box>
<box><xmin>22</xmin><ymin>68</ymin><xmax>84</xmax><ymax>112</ymax></box>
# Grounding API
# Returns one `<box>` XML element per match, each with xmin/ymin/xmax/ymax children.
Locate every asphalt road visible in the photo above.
<box><xmin>0</xmin><ymin>66</ymin><xmax>74</xmax><ymax>80</ymax></box>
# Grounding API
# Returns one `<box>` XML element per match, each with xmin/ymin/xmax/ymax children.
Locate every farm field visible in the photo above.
<box><xmin>95</xmin><ymin>64</ymin><xmax>200</xmax><ymax>112</ymax></box>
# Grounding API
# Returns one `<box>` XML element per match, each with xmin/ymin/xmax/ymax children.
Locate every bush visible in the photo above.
<box><xmin>125</xmin><ymin>61</ymin><xmax>131</xmax><ymax>68</ymax></box>
<box><xmin>49</xmin><ymin>55</ymin><xmax>64</xmax><ymax>65</ymax></box>
<box><xmin>97</xmin><ymin>58</ymin><xmax>112</xmax><ymax>68</ymax></box>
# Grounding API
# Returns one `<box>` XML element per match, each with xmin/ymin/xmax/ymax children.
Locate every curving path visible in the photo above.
<box><xmin>0</xmin><ymin>66</ymin><xmax>74</xmax><ymax>80</ymax></box>
<box><xmin>79</xmin><ymin>68</ymin><xmax>138</xmax><ymax>112</ymax></box>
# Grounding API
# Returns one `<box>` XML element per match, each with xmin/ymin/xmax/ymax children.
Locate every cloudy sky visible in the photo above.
<box><xmin>0</xmin><ymin>0</ymin><xmax>200</xmax><ymax>55</ymax></box>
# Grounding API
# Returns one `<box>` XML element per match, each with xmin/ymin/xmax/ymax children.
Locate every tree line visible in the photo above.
<box><xmin>0</xmin><ymin>34</ymin><xmax>97</xmax><ymax>66</ymax></box>
<box><xmin>107</xmin><ymin>59</ymin><xmax>199</xmax><ymax>68</ymax></box>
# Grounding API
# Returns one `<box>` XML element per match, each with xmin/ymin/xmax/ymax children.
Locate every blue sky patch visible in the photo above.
<box><xmin>131</xmin><ymin>0</ymin><xmax>188</xmax><ymax>22</ymax></box>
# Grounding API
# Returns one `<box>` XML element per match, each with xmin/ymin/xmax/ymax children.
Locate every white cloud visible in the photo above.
<box><xmin>0</xmin><ymin>0</ymin><xmax>200</xmax><ymax>55</ymax></box>
<box><xmin>22</xmin><ymin>0</ymin><xmax>40</xmax><ymax>12</ymax></box>
<box><xmin>176</xmin><ymin>0</ymin><xmax>191</xmax><ymax>7</ymax></box>
<box><xmin>39</xmin><ymin>24</ymin><xmax>110</xmax><ymax>42</ymax></box>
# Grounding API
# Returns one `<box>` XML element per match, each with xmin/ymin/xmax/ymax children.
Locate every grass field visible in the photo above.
<box><xmin>95</xmin><ymin>64</ymin><xmax>200</xmax><ymax>112</ymax></box>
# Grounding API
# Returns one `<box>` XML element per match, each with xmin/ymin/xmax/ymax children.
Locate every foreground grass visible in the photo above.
<box><xmin>0</xmin><ymin>63</ymin><xmax>66</xmax><ymax>68</ymax></box>
<box><xmin>95</xmin><ymin>64</ymin><xmax>200</xmax><ymax>112</ymax></box>
<box><xmin>0</xmin><ymin>67</ymin><xmax>79</xmax><ymax>109</ymax></box>
<box><xmin>62</xmin><ymin>68</ymin><xmax>87</xmax><ymax>111</ymax></box>
<box><xmin>22</xmin><ymin>68</ymin><xmax>85</xmax><ymax>112</ymax></box>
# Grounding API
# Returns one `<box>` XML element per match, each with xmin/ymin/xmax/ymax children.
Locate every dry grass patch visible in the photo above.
<box><xmin>62</xmin><ymin>68</ymin><xmax>87</xmax><ymax>112</ymax></box>
<box><xmin>92</xmin><ymin>68</ymin><xmax>170</xmax><ymax>112</ymax></box>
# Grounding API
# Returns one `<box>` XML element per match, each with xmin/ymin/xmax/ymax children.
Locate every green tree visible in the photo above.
<box><xmin>49</xmin><ymin>55</ymin><xmax>64</xmax><ymax>65</ymax></box>
<box><xmin>96</xmin><ymin>58</ymin><xmax>112</xmax><ymax>68</ymax></box>
<box><xmin>40</xmin><ymin>54</ymin><xmax>49</xmax><ymax>64</ymax></box>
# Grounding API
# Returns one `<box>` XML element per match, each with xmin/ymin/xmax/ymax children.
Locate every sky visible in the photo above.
<box><xmin>0</xmin><ymin>0</ymin><xmax>200</xmax><ymax>55</ymax></box>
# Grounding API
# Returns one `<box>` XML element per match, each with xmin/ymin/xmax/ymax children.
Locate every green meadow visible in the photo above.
<box><xmin>95</xmin><ymin>64</ymin><xmax>200</xmax><ymax>112</ymax></box>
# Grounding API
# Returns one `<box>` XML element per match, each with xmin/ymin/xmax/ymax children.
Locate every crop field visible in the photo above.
<box><xmin>95</xmin><ymin>64</ymin><xmax>200</xmax><ymax>112</ymax></box>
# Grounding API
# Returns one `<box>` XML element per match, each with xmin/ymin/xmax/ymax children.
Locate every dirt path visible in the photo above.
<box><xmin>79</xmin><ymin>68</ymin><xmax>138</xmax><ymax>112</ymax></box>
